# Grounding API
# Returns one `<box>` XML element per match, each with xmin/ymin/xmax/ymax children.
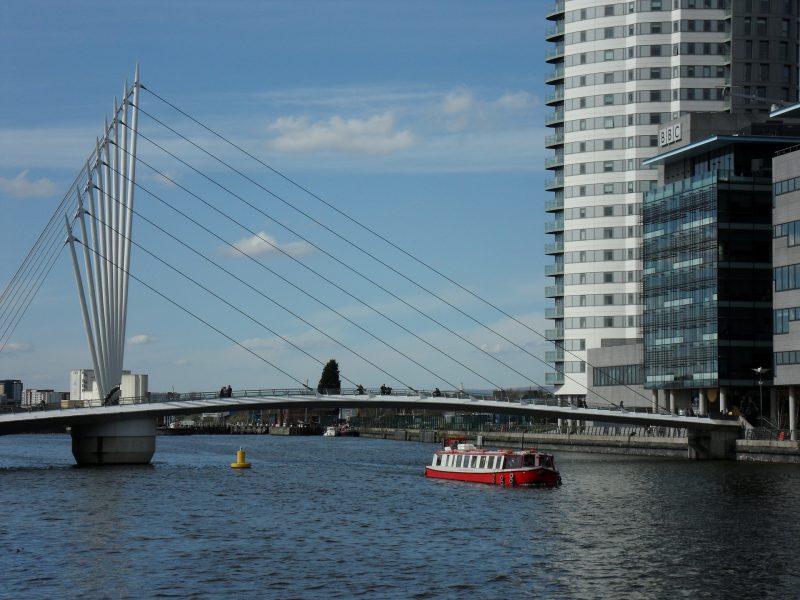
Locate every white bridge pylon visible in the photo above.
<box><xmin>65</xmin><ymin>66</ymin><xmax>140</xmax><ymax>403</ymax></box>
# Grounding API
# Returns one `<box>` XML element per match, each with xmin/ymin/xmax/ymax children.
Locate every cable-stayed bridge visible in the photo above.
<box><xmin>0</xmin><ymin>68</ymin><xmax>743</xmax><ymax>463</ymax></box>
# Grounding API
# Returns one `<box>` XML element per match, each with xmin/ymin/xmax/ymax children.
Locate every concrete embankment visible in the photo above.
<box><xmin>359</xmin><ymin>428</ymin><xmax>689</xmax><ymax>458</ymax></box>
<box><xmin>735</xmin><ymin>439</ymin><xmax>800</xmax><ymax>463</ymax></box>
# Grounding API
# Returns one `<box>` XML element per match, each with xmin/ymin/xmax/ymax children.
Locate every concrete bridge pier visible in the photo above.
<box><xmin>71</xmin><ymin>417</ymin><xmax>156</xmax><ymax>465</ymax></box>
<box><xmin>687</xmin><ymin>427</ymin><xmax>740</xmax><ymax>460</ymax></box>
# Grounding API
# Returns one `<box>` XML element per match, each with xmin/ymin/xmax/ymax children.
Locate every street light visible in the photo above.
<box><xmin>752</xmin><ymin>367</ymin><xmax>771</xmax><ymax>417</ymax></box>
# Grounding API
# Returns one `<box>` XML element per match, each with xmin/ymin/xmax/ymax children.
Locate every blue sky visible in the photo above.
<box><xmin>0</xmin><ymin>0</ymin><xmax>552</xmax><ymax>394</ymax></box>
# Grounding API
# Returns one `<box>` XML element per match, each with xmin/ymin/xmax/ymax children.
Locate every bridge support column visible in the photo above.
<box><xmin>698</xmin><ymin>389</ymin><xmax>707</xmax><ymax>416</ymax></box>
<box><xmin>770</xmin><ymin>387</ymin><xmax>777</xmax><ymax>422</ymax></box>
<box><xmin>651</xmin><ymin>389</ymin><xmax>658</xmax><ymax>413</ymax></box>
<box><xmin>790</xmin><ymin>386</ymin><xmax>797</xmax><ymax>442</ymax></box>
<box><xmin>669</xmin><ymin>390</ymin><xmax>676</xmax><ymax>414</ymax></box>
<box><xmin>687</xmin><ymin>427</ymin><xmax>739</xmax><ymax>460</ymax></box>
<box><xmin>71</xmin><ymin>417</ymin><xmax>156</xmax><ymax>465</ymax></box>
<box><xmin>719</xmin><ymin>387</ymin><xmax>727</xmax><ymax>414</ymax></box>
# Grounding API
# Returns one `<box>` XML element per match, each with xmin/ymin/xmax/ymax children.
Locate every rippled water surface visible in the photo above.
<box><xmin>1</xmin><ymin>434</ymin><xmax>799</xmax><ymax>599</ymax></box>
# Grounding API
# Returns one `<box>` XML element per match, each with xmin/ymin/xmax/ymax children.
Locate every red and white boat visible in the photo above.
<box><xmin>425</xmin><ymin>441</ymin><xmax>561</xmax><ymax>487</ymax></box>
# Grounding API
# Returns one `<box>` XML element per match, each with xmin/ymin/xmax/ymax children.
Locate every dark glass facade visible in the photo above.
<box><xmin>643</xmin><ymin>147</ymin><xmax>774</xmax><ymax>391</ymax></box>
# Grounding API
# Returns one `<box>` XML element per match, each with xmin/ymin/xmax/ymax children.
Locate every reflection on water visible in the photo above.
<box><xmin>1</xmin><ymin>434</ymin><xmax>799</xmax><ymax>599</ymax></box>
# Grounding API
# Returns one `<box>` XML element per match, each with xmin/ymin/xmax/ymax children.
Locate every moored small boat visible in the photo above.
<box><xmin>425</xmin><ymin>441</ymin><xmax>561</xmax><ymax>487</ymax></box>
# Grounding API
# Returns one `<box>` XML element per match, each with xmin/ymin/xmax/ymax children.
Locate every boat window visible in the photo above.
<box><xmin>505</xmin><ymin>455</ymin><xmax>523</xmax><ymax>469</ymax></box>
<box><xmin>523</xmin><ymin>454</ymin><xmax>537</xmax><ymax>467</ymax></box>
<box><xmin>456</xmin><ymin>455</ymin><xmax>463</xmax><ymax>468</ymax></box>
<box><xmin>488</xmin><ymin>456</ymin><xmax>496</xmax><ymax>469</ymax></box>
<box><xmin>435</xmin><ymin>455</ymin><xmax>442</xmax><ymax>466</ymax></box>
<box><xmin>479</xmin><ymin>456</ymin><xmax>486</xmax><ymax>469</ymax></box>
<box><xmin>469</xmin><ymin>456</ymin><xmax>477</xmax><ymax>468</ymax></box>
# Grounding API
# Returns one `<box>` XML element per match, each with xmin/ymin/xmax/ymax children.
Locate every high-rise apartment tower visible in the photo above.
<box><xmin>544</xmin><ymin>0</ymin><xmax>799</xmax><ymax>404</ymax></box>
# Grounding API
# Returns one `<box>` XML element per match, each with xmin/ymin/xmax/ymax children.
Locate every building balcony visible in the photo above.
<box><xmin>545</xmin><ymin>43</ymin><xmax>565</xmax><ymax>62</ymax></box>
<box><xmin>544</xmin><ymin>307</ymin><xmax>564</xmax><ymax>320</ymax></box>
<box><xmin>544</xmin><ymin>197</ymin><xmax>563</xmax><ymax>212</ymax></box>
<box><xmin>545</xmin><ymin>350</ymin><xmax>564</xmax><ymax>362</ymax></box>
<box><xmin>544</xmin><ymin>284</ymin><xmax>564</xmax><ymax>298</ymax></box>
<box><xmin>544</xmin><ymin>262</ymin><xmax>563</xmax><ymax>277</ymax></box>
<box><xmin>545</xmin><ymin>109</ymin><xmax>564</xmax><ymax>126</ymax></box>
<box><xmin>546</xmin><ymin>0</ymin><xmax>564</xmax><ymax>20</ymax></box>
<box><xmin>545</xmin><ymin>89</ymin><xmax>564</xmax><ymax>105</ymax></box>
<box><xmin>545</xmin><ymin>65</ymin><xmax>564</xmax><ymax>83</ymax></box>
<box><xmin>545</xmin><ymin>22</ymin><xmax>565</xmax><ymax>41</ymax></box>
<box><xmin>544</xmin><ymin>218</ymin><xmax>564</xmax><ymax>234</ymax></box>
<box><xmin>544</xmin><ymin>154</ymin><xmax>564</xmax><ymax>170</ymax></box>
<box><xmin>545</xmin><ymin>371</ymin><xmax>565</xmax><ymax>385</ymax></box>
<box><xmin>545</xmin><ymin>132</ymin><xmax>564</xmax><ymax>147</ymax></box>
<box><xmin>545</xmin><ymin>328</ymin><xmax>564</xmax><ymax>341</ymax></box>
<box><xmin>544</xmin><ymin>241</ymin><xmax>564</xmax><ymax>254</ymax></box>
<box><xmin>544</xmin><ymin>175</ymin><xmax>564</xmax><ymax>190</ymax></box>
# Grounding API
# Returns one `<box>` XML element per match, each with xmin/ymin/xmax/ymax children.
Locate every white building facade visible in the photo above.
<box><xmin>69</xmin><ymin>369</ymin><xmax>148</xmax><ymax>406</ymax></box>
<box><xmin>544</xmin><ymin>0</ymin><xmax>797</xmax><ymax>403</ymax></box>
<box><xmin>22</xmin><ymin>389</ymin><xmax>58</xmax><ymax>407</ymax></box>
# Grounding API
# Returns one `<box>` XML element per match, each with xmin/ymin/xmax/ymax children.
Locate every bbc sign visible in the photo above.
<box><xmin>659</xmin><ymin>123</ymin><xmax>682</xmax><ymax>147</ymax></box>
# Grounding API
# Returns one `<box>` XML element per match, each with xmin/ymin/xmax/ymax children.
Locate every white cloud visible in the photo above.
<box><xmin>494</xmin><ymin>91</ymin><xmax>534</xmax><ymax>111</ymax></box>
<box><xmin>442</xmin><ymin>89</ymin><xmax>474</xmax><ymax>114</ymax></box>
<box><xmin>267</xmin><ymin>112</ymin><xmax>415</xmax><ymax>155</ymax></box>
<box><xmin>0</xmin><ymin>170</ymin><xmax>57</xmax><ymax>198</ymax></box>
<box><xmin>220</xmin><ymin>231</ymin><xmax>314</xmax><ymax>258</ymax></box>
<box><xmin>140</xmin><ymin>169</ymin><xmax>180</xmax><ymax>188</ymax></box>
<box><xmin>175</xmin><ymin>359</ymin><xmax>189</xmax><ymax>366</ymax></box>
<box><xmin>129</xmin><ymin>334</ymin><xmax>158</xmax><ymax>345</ymax></box>
<box><xmin>2</xmin><ymin>342</ymin><xmax>33</xmax><ymax>353</ymax></box>
<box><xmin>479</xmin><ymin>342</ymin><xmax>507</xmax><ymax>355</ymax></box>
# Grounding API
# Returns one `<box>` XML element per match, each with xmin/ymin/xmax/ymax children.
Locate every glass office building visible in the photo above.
<box><xmin>642</xmin><ymin>125</ymin><xmax>800</xmax><ymax>414</ymax></box>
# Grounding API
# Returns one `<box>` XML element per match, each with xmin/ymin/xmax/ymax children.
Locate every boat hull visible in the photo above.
<box><xmin>425</xmin><ymin>466</ymin><xmax>560</xmax><ymax>487</ymax></box>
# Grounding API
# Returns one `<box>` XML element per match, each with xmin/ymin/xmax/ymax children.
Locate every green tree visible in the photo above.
<box><xmin>317</xmin><ymin>359</ymin><xmax>341</xmax><ymax>394</ymax></box>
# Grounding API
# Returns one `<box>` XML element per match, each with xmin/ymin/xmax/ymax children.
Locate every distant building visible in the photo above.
<box><xmin>69</xmin><ymin>369</ymin><xmax>148</xmax><ymax>406</ymax></box>
<box><xmin>0</xmin><ymin>380</ymin><xmax>23</xmax><ymax>405</ymax></box>
<box><xmin>22</xmin><ymin>389</ymin><xmax>57</xmax><ymax>407</ymax></box>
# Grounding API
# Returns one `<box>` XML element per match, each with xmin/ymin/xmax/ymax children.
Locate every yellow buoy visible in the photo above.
<box><xmin>230</xmin><ymin>447</ymin><xmax>251</xmax><ymax>469</ymax></box>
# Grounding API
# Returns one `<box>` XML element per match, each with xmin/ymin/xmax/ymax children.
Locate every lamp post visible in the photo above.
<box><xmin>752</xmin><ymin>367</ymin><xmax>771</xmax><ymax>417</ymax></box>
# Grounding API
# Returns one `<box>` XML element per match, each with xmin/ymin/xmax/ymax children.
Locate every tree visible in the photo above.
<box><xmin>317</xmin><ymin>359</ymin><xmax>341</xmax><ymax>394</ymax></box>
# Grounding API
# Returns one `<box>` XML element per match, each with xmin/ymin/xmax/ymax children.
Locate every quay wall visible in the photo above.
<box><xmin>359</xmin><ymin>428</ymin><xmax>689</xmax><ymax>459</ymax></box>
<box><xmin>735</xmin><ymin>439</ymin><xmax>800</xmax><ymax>463</ymax></box>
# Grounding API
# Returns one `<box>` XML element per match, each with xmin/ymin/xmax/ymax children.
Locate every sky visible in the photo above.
<box><xmin>0</xmin><ymin>0</ymin><xmax>553</xmax><ymax>395</ymax></box>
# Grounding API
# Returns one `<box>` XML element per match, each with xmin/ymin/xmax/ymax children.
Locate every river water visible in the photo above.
<box><xmin>0</xmin><ymin>434</ymin><xmax>798</xmax><ymax>599</ymax></box>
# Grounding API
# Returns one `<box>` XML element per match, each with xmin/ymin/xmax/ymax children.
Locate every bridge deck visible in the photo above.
<box><xmin>0</xmin><ymin>392</ymin><xmax>741</xmax><ymax>435</ymax></box>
